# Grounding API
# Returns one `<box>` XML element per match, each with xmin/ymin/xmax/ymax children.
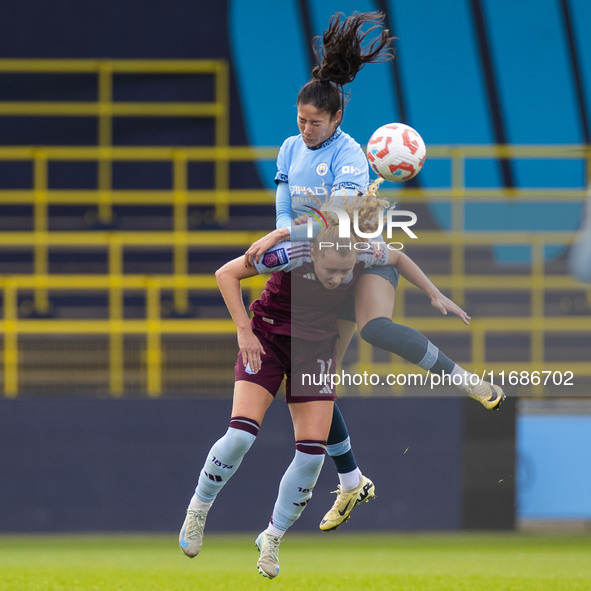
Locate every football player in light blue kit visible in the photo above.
<box><xmin>274</xmin><ymin>120</ymin><xmax>368</xmax><ymax>228</ymax></box>
<box><xmin>245</xmin><ymin>11</ymin><xmax>505</xmax><ymax>533</ymax></box>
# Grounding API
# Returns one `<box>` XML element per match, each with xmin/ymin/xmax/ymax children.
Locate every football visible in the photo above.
<box><xmin>366</xmin><ymin>123</ymin><xmax>426</xmax><ymax>182</ymax></box>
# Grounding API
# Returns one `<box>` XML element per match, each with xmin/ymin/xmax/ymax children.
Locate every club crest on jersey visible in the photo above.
<box><xmin>262</xmin><ymin>248</ymin><xmax>288</xmax><ymax>268</ymax></box>
<box><xmin>302</xmin><ymin>272</ymin><xmax>317</xmax><ymax>280</ymax></box>
<box><xmin>316</xmin><ymin>162</ymin><xmax>328</xmax><ymax>176</ymax></box>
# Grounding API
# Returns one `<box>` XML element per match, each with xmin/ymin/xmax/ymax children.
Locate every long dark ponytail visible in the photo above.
<box><xmin>298</xmin><ymin>12</ymin><xmax>395</xmax><ymax>119</ymax></box>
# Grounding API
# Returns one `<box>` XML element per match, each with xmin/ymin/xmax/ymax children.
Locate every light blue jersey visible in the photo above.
<box><xmin>274</xmin><ymin>127</ymin><xmax>369</xmax><ymax>233</ymax></box>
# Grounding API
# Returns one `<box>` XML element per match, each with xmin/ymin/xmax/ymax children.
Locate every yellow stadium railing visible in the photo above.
<box><xmin>1</xmin><ymin>60</ymin><xmax>590</xmax><ymax>397</ymax></box>
<box><xmin>0</xmin><ymin>58</ymin><xmax>230</xmax><ymax>222</ymax></box>
<box><xmin>0</xmin><ymin>143</ymin><xmax>589</xmax><ymax>313</ymax></box>
<box><xmin>0</xmin><ymin>273</ymin><xmax>268</xmax><ymax>397</ymax></box>
<box><xmin>1</xmin><ymin>229</ymin><xmax>590</xmax><ymax>397</ymax></box>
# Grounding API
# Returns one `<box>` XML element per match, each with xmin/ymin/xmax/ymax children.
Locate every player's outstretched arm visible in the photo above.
<box><xmin>244</xmin><ymin>228</ymin><xmax>290</xmax><ymax>267</ymax></box>
<box><xmin>215</xmin><ymin>258</ymin><xmax>266</xmax><ymax>372</ymax></box>
<box><xmin>244</xmin><ymin>182</ymin><xmax>292</xmax><ymax>266</ymax></box>
<box><xmin>388</xmin><ymin>251</ymin><xmax>471</xmax><ymax>325</ymax></box>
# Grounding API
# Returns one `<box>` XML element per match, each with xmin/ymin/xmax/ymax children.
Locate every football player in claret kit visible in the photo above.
<box><xmin>244</xmin><ymin>11</ymin><xmax>505</xmax><ymax>535</ymax></box>
<box><xmin>179</xmin><ymin>195</ymin><xmax>501</xmax><ymax>579</ymax></box>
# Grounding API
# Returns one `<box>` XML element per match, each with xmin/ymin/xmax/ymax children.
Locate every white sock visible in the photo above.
<box><xmin>450</xmin><ymin>364</ymin><xmax>473</xmax><ymax>393</ymax></box>
<box><xmin>265</xmin><ymin>523</ymin><xmax>286</xmax><ymax>538</ymax></box>
<box><xmin>339</xmin><ymin>468</ymin><xmax>362</xmax><ymax>491</ymax></box>
<box><xmin>189</xmin><ymin>494</ymin><xmax>213</xmax><ymax>513</ymax></box>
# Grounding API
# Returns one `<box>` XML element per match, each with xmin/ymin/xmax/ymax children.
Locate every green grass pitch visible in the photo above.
<box><xmin>1</xmin><ymin>532</ymin><xmax>590</xmax><ymax>590</ymax></box>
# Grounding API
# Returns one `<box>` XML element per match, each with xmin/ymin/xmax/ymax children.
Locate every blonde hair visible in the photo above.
<box><xmin>312</xmin><ymin>178</ymin><xmax>392</xmax><ymax>256</ymax></box>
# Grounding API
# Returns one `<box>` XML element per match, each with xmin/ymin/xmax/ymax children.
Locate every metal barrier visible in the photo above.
<box><xmin>0</xmin><ymin>60</ymin><xmax>590</xmax><ymax>397</ymax></box>
<box><xmin>0</xmin><ymin>58</ymin><xmax>230</xmax><ymax>221</ymax></box>
<box><xmin>0</xmin><ymin>272</ymin><xmax>267</xmax><ymax>397</ymax></box>
<box><xmin>1</xmin><ymin>228</ymin><xmax>590</xmax><ymax>397</ymax></box>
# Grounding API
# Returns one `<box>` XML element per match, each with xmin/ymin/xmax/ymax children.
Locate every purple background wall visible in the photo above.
<box><xmin>0</xmin><ymin>397</ymin><xmax>512</xmax><ymax>532</ymax></box>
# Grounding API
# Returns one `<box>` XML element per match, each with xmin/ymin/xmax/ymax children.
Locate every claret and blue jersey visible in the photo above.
<box><xmin>250</xmin><ymin>241</ymin><xmax>388</xmax><ymax>340</ymax></box>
